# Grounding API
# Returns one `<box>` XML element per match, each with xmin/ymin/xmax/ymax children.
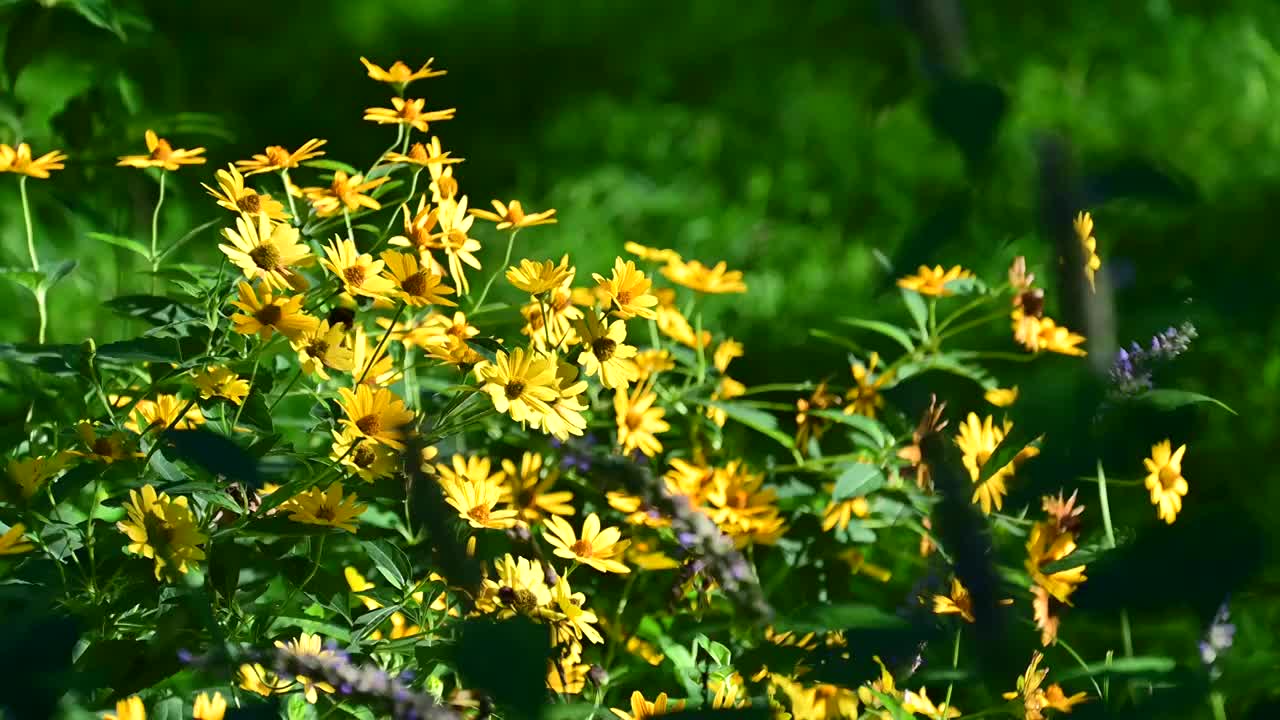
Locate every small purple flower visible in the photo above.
<box><xmin>1109</xmin><ymin>322</ymin><xmax>1197</xmax><ymax>395</ymax></box>
<box><xmin>1200</xmin><ymin>600</ymin><xmax>1235</xmax><ymax>675</ymax></box>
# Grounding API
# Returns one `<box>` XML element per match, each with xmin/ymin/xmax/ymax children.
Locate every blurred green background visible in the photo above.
<box><xmin>3</xmin><ymin>0</ymin><xmax>1280</xmax><ymax>712</ymax></box>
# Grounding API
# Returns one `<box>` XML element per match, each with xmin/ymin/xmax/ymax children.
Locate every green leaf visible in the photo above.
<box><xmin>40</xmin><ymin>259</ymin><xmax>76</xmax><ymax>292</ymax></box>
<box><xmin>105</xmin><ymin>295</ymin><xmax>202</xmax><ymax>326</ymax></box>
<box><xmin>0</xmin><ymin>266</ymin><xmax>44</xmax><ymax>294</ymax></box>
<box><xmin>808</xmin><ymin>327</ymin><xmax>864</xmax><ymax>353</ymax></box>
<box><xmin>162</xmin><ymin>428</ymin><xmax>261</xmax><ymax>486</ymax></box>
<box><xmin>150</xmin><ymin>697</ymin><xmax>186</xmax><ymax>720</ymax></box>
<box><xmin>894</xmin><ymin>354</ymin><xmax>995</xmax><ymax>388</ymax></box>
<box><xmin>286</xmin><ymin>693</ymin><xmax>318</xmax><ymax>720</ymax></box>
<box><xmin>866</xmin><ymin>689</ymin><xmax>914</xmax><ymax>720</ymax></box>
<box><xmin>1055</xmin><ymin>655</ymin><xmax>1177</xmax><ymax>682</ymax></box>
<box><xmin>89</xmin><ymin>231</ymin><xmax>152</xmax><ymax>259</ymax></box>
<box><xmin>775</xmin><ymin>603</ymin><xmax>908</xmax><ymax>634</ymax></box>
<box><xmin>900</xmin><ymin>287</ymin><xmax>929</xmax><ymax>338</ymax></box>
<box><xmin>1135</xmin><ymin>389</ymin><xmax>1236</xmax><ymax>415</ymax></box>
<box><xmin>832</xmin><ymin>462</ymin><xmax>884</xmax><ymax>501</ymax></box>
<box><xmin>95</xmin><ymin>336</ymin><xmax>203</xmax><ymax>364</ymax></box>
<box><xmin>158</xmin><ymin>218</ymin><xmax>223</xmax><ymax>262</ymax></box>
<box><xmin>363</xmin><ymin>539</ymin><xmax>411</xmax><ymax>591</ymax></box>
<box><xmin>976</xmin><ymin>422</ymin><xmax>1038</xmax><ymax>484</ymax></box>
<box><xmin>812</xmin><ymin>409</ymin><xmax>890</xmax><ymax>447</ymax></box>
<box><xmin>838</xmin><ymin>318</ymin><xmax>914</xmax><ymax>352</ymax></box>
<box><xmin>453</xmin><ymin>618</ymin><xmax>550</xmax><ymax>718</ymax></box>
<box><xmin>303</xmin><ymin>158</ymin><xmax>359</xmax><ymax>174</ymax></box>
<box><xmin>705</xmin><ymin>400</ymin><xmax>795</xmax><ymax>450</ymax></box>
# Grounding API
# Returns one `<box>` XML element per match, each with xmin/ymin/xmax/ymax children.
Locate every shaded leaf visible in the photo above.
<box><xmin>454</xmin><ymin>618</ymin><xmax>550</xmax><ymax>719</ymax></box>
<box><xmin>363</xmin><ymin>539</ymin><xmax>411</xmax><ymax>591</ymax></box>
<box><xmin>775</xmin><ymin>603</ymin><xmax>907</xmax><ymax>634</ymax></box>
<box><xmin>832</xmin><ymin>462</ymin><xmax>884</xmax><ymax>501</ymax></box>
<box><xmin>1135</xmin><ymin>389</ymin><xmax>1235</xmax><ymax>415</ymax></box>
<box><xmin>0</xmin><ymin>266</ymin><xmax>43</xmax><ymax>294</ymax></box>
<box><xmin>838</xmin><ymin>317</ymin><xmax>914</xmax><ymax>352</ymax></box>
<box><xmin>105</xmin><ymin>294</ymin><xmax>202</xmax><ymax>326</ymax></box>
<box><xmin>706</xmin><ymin>400</ymin><xmax>795</xmax><ymax>450</ymax></box>
<box><xmin>88</xmin><ymin>231</ymin><xmax>151</xmax><ymax>259</ymax></box>
<box><xmin>162</xmin><ymin>428</ymin><xmax>260</xmax><ymax>486</ymax></box>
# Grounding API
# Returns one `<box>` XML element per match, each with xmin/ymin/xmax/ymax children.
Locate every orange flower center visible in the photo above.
<box><xmin>237</xmin><ymin>193</ymin><xmax>262</xmax><ymax>213</ymax></box>
<box><xmin>504</xmin><ymin>381</ymin><xmax>526</xmax><ymax>400</ymax></box>
<box><xmin>305</xmin><ymin>337</ymin><xmax>330</xmax><ymax>358</ymax></box>
<box><xmin>91</xmin><ymin>437</ymin><xmax>115</xmax><ymax>457</ymax></box>
<box><xmin>570</xmin><ymin>540</ymin><xmax>594</xmax><ymax>557</ymax></box>
<box><xmin>315</xmin><ymin>503</ymin><xmax>336</xmax><ymax>521</ymax></box>
<box><xmin>264</xmin><ymin>146</ymin><xmax>292</xmax><ymax>166</ymax></box>
<box><xmin>352</xmin><ymin>445</ymin><xmax>376</xmax><ymax>469</ymax></box>
<box><xmin>592</xmin><ymin>337</ymin><xmax>617</xmax><ymax>361</ymax></box>
<box><xmin>343</xmin><ymin>265</ymin><xmax>367</xmax><ymax>287</ymax></box>
<box><xmin>356</xmin><ymin>414</ymin><xmax>382</xmax><ymax>436</ymax></box>
<box><xmin>436</xmin><ymin>176</ymin><xmax>458</xmax><ymax>199</ymax></box>
<box><xmin>150</xmin><ymin>139</ymin><xmax>174</xmax><ymax>161</ymax></box>
<box><xmin>468</xmin><ymin>505</ymin><xmax>491</xmax><ymax>523</ymax></box>
<box><xmin>615</xmin><ymin>290</ymin><xmax>633</xmax><ymax>305</ymax></box>
<box><xmin>1158</xmin><ymin>465</ymin><xmax>1180</xmax><ymax>490</ymax></box>
<box><xmin>255</xmin><ymin>303</ymin><xmax>283</xmax><ymax>326</ymax></box>
<box><xmin>401</xmin><ymin>271</ymin><xmax>430</xmax><ymax>297</ymax></box>
<box><xmin>249</xmin><ymin>243</ymin><xmax>282</xmax><ymax>271</ymax></box>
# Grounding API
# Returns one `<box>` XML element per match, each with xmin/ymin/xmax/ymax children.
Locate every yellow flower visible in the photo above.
<box><xmin>292</xmin><ymin>320</ymin><xmax>355</xmax><ymax>380</ymax></box>
<box><xmin>437</xmin><ymin>454</ymin><xmax>505</xmax><ymax>488</ymax></box>
<box><xmin>795</xmin><ymin>381</ymin><xmax>843</xmax><ymax>449</ymax></box>
<box><xmin>470</xmin><ymin>199</ymin><xmax>558</xmax><ymax>230</ymax></box>
<box><xmin>203</xmin><ymin>164</ymin><xmax>289</xmax><ymax>220</ymax></box>
<box><xmin>235</xmin><ymin>138</ymin><xmax>327</xmax><ymax>175</ymax></box>
<box><xmin>1025</xmin><ymin>521</ymin><xmax>1088</xmax><ymax>605</ymax></box>
<box><xmin>704</xmin><ymin>461</ymin><xmax>786</xmax><ymax>545</ymax></box>
<box><xmin>337</xmin><ymin>385</ymin><xmax>415</xmax><ymax>450</ymax></box>
<box><xmin>1012</xmin><ymin>311</ymin><xmax>1087</xmax><ymax>356</ymax></box>
<box><xmin>931</xmin><ymin>578</ymin><xmax>975</xmax><ymax>623</ymax></box>
<box><xmin>508</xmin><ymin>256</ymin><xmax>574</xmax><ymax>294</ymax></box>
<box><xmin>624</xmin><ymin>241</ymin><xmax>680</xmax><ymax>263</ymax></box>
<box><xmin>706</xmin><ymin>376</ymin><xmax>746</xmax><ymax>427</ymax></box>
<box><xmin>985</xmin><ymin>386</ymin><xmax>1019</xmax><ymax>407</ymax></box>
<box><xmin>573</xmin><ymin>312</ymin><xmax>639</xmax><ymax>389</ymax></box>
<box><xmin>360</xmin><ymin>56</ymin><xmax>446</xmax><ymax>86</ymax></box>
<box><xmin>547</xmin><ymin>575</ymin><xmax>604</xmax><ymax>643</ymax></box>
<box><xmin>615</xmin><ymin>385</ymin><xmax>669</xmax><ymax>457</ymax></box>
<box><xmin>229</xmin><ymin>281</ymin><xmax>316</xmax><ymax>341</ymax></box>
<box><xmin>363</xmin><ymin>97</ymin><xmax>456</xmax><ymax>133</ymax></box>
<box><xmin>282</xmin><ymin>481</ymin><xmax>367</xmax><ymax>533</ymax></box>
<box><xmin>474</xmin><ymin>347</ymin><xmax>559</xmax><ymax>427</ymax></box>
<box><xmin>547</xmin><ymin>658</ymin><xmax>590</xmax><ymax>695</ymax></box>
<box><xmin>219</xmin><ymin>211</ymin><xmax>313</xmax><ymax>291</ymax></box>
<box><xmin>0</xmin><ymin>142</ymin><xmax>67</xmax><ymax>178</ymax></box>
<box><xmin>1143</xmin><ymin>440</ymin><xmax>1188</xmax><ymax>524</ymax></box>
<box><xmin>902</xmin><ymin>687</ymin><xmax>961</xmax><ymax>719</ymax></box>
<box><xmin>521</xmin><ymin>289</ymin><xmax>582</xmax><ymax>351</ymax></box>
<box><xmin>480</xmin><ymin>553</ymin><xmax>552</xmax><ymax>615</ymax></box>
<box><xmin>610</xmin><ymin>691</ymin><xmax>684</xmax><ymax>720</ymax></box>
<box><xmin>1074</xmin><ymin>211</ymin><xmax>1102</xmax><ymax>292</ymax></box>
<box><xmin>844</xmin><ymin>351</ymin><xmax>892</xmax><ymax>419</ymax></box>
<box><xmin>633</xmin><ymin>349</ymin><xmax>675</xmax><ymax>381</ymax></box>
<box><xmin>661</xmin><ymin>258</ymin><xmax>747</xmax><ymax>294</ymax></box>
<box><xmin>273</xmin><ymin>633</ymin><xmax>337</xmax><ymax>703</ymax></box>
<box><xmin>822</xmin><ymin>493</ymin><xmax>869</xmax><ymax>533</ymax></box>
<box><xmin>103</xmin><ymin>695</ymin><xmax>146</xmax><ymax>720</ymax></box>
<box><xmin>302</xmin><ymin>171</ymin><xmax>389</xmax><ymax>217</ymax></box>
<box><xmin>1032</xmin><ymin>585</ymin><xmax>1060</xmax><ymax>646</ymax></box>
<box><xmin>500</xmin><ymin>452</ymin><xmax>575</xmax><ymax>523</ymax></box>
<box><xmin>713</xmin><ymin>339</ymin><xmax>744</xmax><ymax>373</ymax></box>
<box><xmin>896</xmin><ymin>264</ymin><xmax>973</xmax><ymax>296</ymax></box>
<box><xmin>125</xmin><ymin>394</ymin><xmax>206</xmax><ymax>434</ymax></box>
<box><xmin>433</xmin><ymin>195</ymin><xmax>483</xmax><ymax>294</ymax></box>
<box><xmin>321</xmin><ymin>237</ymin><xmax>396</xmax><ymax>299</ymax></box>
<box><xmin>625</xmin><ymin>635</ymin><xmax>666</xmax><ymax>665</ymax></box>
<box><xmin>191</xmin><ymin>365</ymin><xmax>250</xmax><ymax>406</ymax></box>
<box><xmin>6</xmin><ymin>453</ymin><xmax>70</xmax><ymax>499</ymax></box>
<box><xmin>384</xmin><ymin>138</ymin><xmax>464</xmax><ymax>167</ymax></box>
<box><xmin>117</xmin><ymin>484</ymin><xmax>208</xmax><ymax>580</ymax></box>
<box><xmin>772</xmin><ymin>675</ymin><xmax>859</xmax><ymax>720</ymax></box>
<box><xmin>239</xmin><ymin>663</ymin><xmax>293</xmax><ymax>696</ymax></box>
<box><xmin>955</xmin><ymin>413</ymin><xmax>1039</xmax><ymax>514</ymax></box>
<box><xmin>0</xmin><ymin>523</ymin><xmax>34</xmax><ymax>555</ymax></box>
<box><xmin>655</xmin><ymin>304</ymin><xmax>710</xmax><ymax>349</ymax></box>
<box><xmin>351</xmin><ymin>323</ymin><xmax>403</xmax><ymax>387</ymax></box>
<box><xmin>1044</xmin><ymin>684</ymin><xmax>1089</xmax><ymax>713</ymax></box>
<box><xmin>331</xmin><ymin>428</ymin><xmax>399</xmax><ymax>483</ymax></box>
<box><xmin>1003</xmin><ymin>652</ymin><xmax>1050</xmax><ymax>720</ymax></box>
<box><xmin>192</xmin><ymin>691</ymin><xmax>227</xmax><ymax>720</ymax></box>
<box><xmin>594</xmin><ymin>258</ymin><xmax>658</xmax><ymax>320</ymax></box>
<box><xmin>380</xmin><ymin>249</ymin><xmax>457</xmax><ymax>307</ymax></box>
<box><xmin>117</xmin><ymin>129</ymin><xmax>206</xmax><ymax>170</ymax></box>
<box><xmin>544</xmin><ymin>513</ymin><xmax>631</xmax><ymax>574</ymax></box>
<box><xmin>540</xmin><ymin>358</ymin><xmax>590</xmax><ymax>440</ymax></box>
<box><xmin>440</xmin><ymin>472</ymin><xmax>519</xmax><ymax>530</ymax></box>
<box><xmin>72</xmin><ymin>421</ymin><xmax>134</xmax><ymax>464</ymax></box>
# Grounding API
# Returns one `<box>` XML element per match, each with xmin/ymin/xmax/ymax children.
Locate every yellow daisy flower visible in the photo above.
<box><xmin>292</xmin><ymin>320</ymin><xmax>355</xmax><ymax>380</ymax></box>
<box><xmin>1074</xmin><ymin>211</ymin><xmax>1102</xmax><ymax>292</ymax></box>
<box><xmin>235</xmin><ymin>138</ymin><xmax>327</xmax><ymax>175</ymax></box>
<box><xmin>103</xmin><ymin>696</ymin><xmax>146</xmax><ymax>720</ymax></box>
<box><xmin>383</xmin><ymin>137</ymin><xmax>464</xmax><ymax>167</ymax></box>
<box><xmin>573</xmin><ymin>311</ymin><xmax>639</xmax><ymax>390</ymax></box>
<box><xmin>508</xmin><ymin>256</ymin><xmax>574</xmax><ymax>294</ymax></box>
<box><xmin>521</xmin><ymin>289</ymin><xmax>582</xmax><ymax>351</ymax></box>
<box><xmin>440</xmin><ymin>472</ymin><xmax>519</xmax><ymax>530</ymax></box>
<box><xmin>661</xmin><ymin>258</ymin><xmax>747</xmax><ymax>294</ymax></box>
<box><xmin>544</xmin><ymin>513</ymin><xmax>631</xmax><ymax>574</ymax></box>
<box><xmin>0</xmin><ymin>523</ymin><xmax>34</xmax><ymax>555</ymax></box>
<box><xmin>239</xmin><ymin>663</ymin><xmax>294</xmax><ymax>696</ymax></box>
<box><xmin>547</xmin><ymin>658</ymin><xmax>590</xmax><ymax>695</ymax></box>
<box><xmin>219</xmin><ymin>211</ymin><xmax>314</xmax><ymax>291</ymax></box>
<box><xmin>713</xmin><ymin>339</ymin><xmax>744</xmax><ymax>373</ymax></box>
<box><xmin>633</xmin><ymin>349</ymin><xmax>675</xmax><ymax>381</ymax></box>
<box><xmin>273</xmin><ymin>633</ymin><xmax>337</xmax><ymax>703</ymax></box>
<box><xmin>1003</xmin><ymin>652</ymin><xmax>1050</xmax><ymax>719</ymax></box>
<box><xmin>331</xmin><ymin>428</ymin><xmax>399</xmax><ymax>483</ymax></box>
<box><xmin>351</xmin><ymin>323</ymin><xmax>402</xmax><ymax>387</ymax></box>
<box><xmin>380</xmin><ymin>249</ymin><xmax>457</xmax><ymax>307</ymax></box>
<box><xmin>191</xmin><ymin>365</ymin><xmax>250</xmax><ymax>406</ymax></box>
<box><xmin>539</xmin><ymin>357</ymin><xmax>590</xmax><ymax>440</ymax></box>
<box><xmin>387</xmin><ymin>194</ymin><xmax>442</xmax><ymax>260</ymax></box>
<box><xmin>203</xmin><ymin>164</ymin><xmax>288</xmax><ymax>220</ymax></box>
<box><xmin>1143</xmin><ymin>439</ymin><xmax>1188</xmax><ymax>524</ymax></box>
<box><xmin>706</xmin><ymin>375</ymin><xmax>746</xmax><ymax>427</ymax></box>
<box><xmin>822</xmin><ymin>493</ymin><xmax>869</xmax><ymax>533</ymax></box>
<box><xmin>117</xmin><ymin>484</ymin><xmax>208</xmax><ymax>580</ymax></box>
<box><xmin>1025</xmin><ymin>521</ymin><xmax>1088</xmax><ymax>604</ymax></box>
<box><xmin>624</xmin><ymin>241</ymin><xmax>680</xmax><ymax>263</ymax></box>
<box><xmin>360</xmin><ymin>56</ymin><xmax>446</xmax><ymax>85</ymax></box>
<box><xmin>500</xmin><ymin>452</ymin><xmax>575</xmax><ymax>523</ymax></box>
<box><xmin>6</xmin><ymin>453</ymin><xmax>70</xmax><ymax>499</ymax></box>
<box><xmin>230</xmin><ymin>281</ymin><xmax>316</xmax><ymax>341</ymax></box>
<box><xmin>772</xmin><ymin>676</ymin><xmax>859</xmax><ymax>720</ymax></box>
<box><xmin>0</xmin><ymin>142</ymin><xmax>67</xmax><ymax>178</ymax></box>
<box><xmin>593</xmin><ymin>258</ymin><xmax>658</xmax><ymax>320</ymax></box>
<box><xmin>192</xmin><ymin>691</ymin><xmax>227</xmax><ymax>720</ymax></box>
<box><xmin>363</xmin><ymin>97</ymin><xmax>456</xmax><ymax>134</ymax></box>
<box><xmin>547</xmin><ymin>575</ymin><xmax>603</xmax><ymax>643</ymax></box>
<box><xmin>117</xmin><ymin>129</ymin><xmax>206</xmax><ymax>170</ymax></box>
<box><xmin>902</xmin><ymin>687</ymin><xmax>961</xmax><ymax>719</ymax></box>
<box><xmin>897</xmin><ymin>264</ymin><xmax>973</xmax><ymax>296</ymax></box>
<box><xmin>474</xmin><ymin>347</ymin><xmax>559</xmax><ymax>427</ymax></box>
<box><xmin>282</xmin><ymin>481</ymin><xmax>367</xmax><ymax>533</ymax></box>
<box><xmin>126</xmin><ymin>394</ymin><xmax>206</xmax><ymax>434</ymax></box>
<box><xmin>615</xmin><ymin>385</ymin><xmax>669</xmax><ymax>457</ymax></box>
<box><xmin>470</xmin><ymin>199</ymin><xmax>558</xmax><ymax>230</ymax></box>
<box><xmin>610</xmin><ymin>691</ymin><xmax>684</xmax><ymax>720</ymax></box>
<box><xmin>1035</xmin><ymin>316</ymin><xmax>1088</xmax><ymax>356</ymax></box>
<box><xmin>337</xmin><ymin>385</ymin><xmax>415</xmax><ymax>450</ymax></box>
<box><xmin>1044</xmin><ymin>684</ymin><xmax>1089</xmax><ymax>714</ymax></box>
<box><xmin>302</xmin><ymin>171</ymin><xmax>389</xmax><ymax>217</ymax></box>
<box><xmin>436</xmin><ymin>454</ymin><xmax>505</xmax><ymax>487</ymax></box>
<box><xmin>844</xmin><ymin>352</ymin><xmax>892</xmax><ymax>419</ymax></box>
<box><xmin>321</xmin><ymin>237</ymin><xmax>396</xmax><ymax>299</ymax></box>
<box><xmin>434</xmin><ymin>195</ymin><xmax>483</xmax><ymax>294</ymax></box>
<box><xmin>655</xmin><ymin>304</ymin><xmax>711</xmax><ymax>349</ymax></box>
<box><xmin>985</xmin><ymin>386</ymin><xmax>1019</xmax><ymax>407</ymax></box>
<box><xmin>930</xmin><ymin>578</ymin><xmax>975</xmax><ymax>623</ymax></box>
<box><xmin>955</xmin><ymin>412</ymin><xmax>1039</xmax><ymax>514</ymax></box>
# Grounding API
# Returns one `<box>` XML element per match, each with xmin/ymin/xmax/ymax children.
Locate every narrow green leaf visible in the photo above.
<box><xmin>838</xmin><ymin>317</ymin><xmax>914</xmax><ymax>352</ymax></box>
<box><xmin>303</xmin><ymin>158</ymin><xmax>359</xmax><ymax>174</ymax></box>
<box><xmin>832</xmin><ymin>462</ymin><xmax>884</xmax><ymax>500</ymax></box>
<box><xmin>40</xmin><ymin>259</ymin><xmax>77</xmax><ymax>291</ymax></box>
<box><xmin>705</xmin><ymin>400</ymin><xmax>795</xmax><ymax>450</ymax></box>
<box><xmin>775</xmin><ymin>603</ymin><xmax>908</xmax><ymax>633</ymax></box>
<box><xmin>158</xmin><ymin>218</ymin><xmax>222</xmax><ymax>262</ymax></box>
<box><xmin>0</xmin><ymin>267</ymin><xmax>44</xmax><ymax>294</ymax></box>
<box><xmin>900</xmin><ymin>287</ymin><xmax>929</xmax><ymax>338</ymax></box>
<box><xmin>1056</xmin><ymin>655</ymin><xmax>1177</xmax><ymax>681</ymax></box>
<box><xmin>976</xmin><ymin>422</ymin><xmax>1038</xmax><ymax>484</ymax></box>
<box><xmin>88</xmin><ymin>231</ymin><xmax>151</xmax><ymax>259</ymax></box>
<box><xmin>1136</xmin><ymin>389</ymin><xmax>1236</xmax><ymax>415</ymax></box>
<box><xmin>812</xmin><ymin>409</ymin><xmax>890</xmax><ymax>447</ymax></box>
<box><xmin>363</xmin><ymin>539</ymin><xmax>410</xmax><ymax>591</ymax></box>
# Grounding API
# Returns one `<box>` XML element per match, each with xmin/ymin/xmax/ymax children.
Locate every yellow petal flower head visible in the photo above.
<box><xmin>1003</xmin><ymin>651</ymin><xmax>1051</xmax><ymax>720</ymax></box>
<box><xmin>1036</xmin><ymin>316</ymin><xmax>1088</xmax><ymax>356</ymax></box>
<box><xmin>610</xmin><ymin>691</ymin><xmax>684</xmax><ymax>720</ymax></box>
<box><xmin>230</xmin><ymin>281</ymin><xmax>316</xmax><ymax>341</ymax></box>
<box><xmin>480</xmin><ymin>553</ymin><xmax>552</xmax><ymax>615</ymax></box>
<box><xmin>321</xmin><ymin>237</ymin><xmax>396</xmax><ymax>299</ymax></box>
<box><xmin>380</xmin><ymin>249</ymin><xmax>457</xmax><ymax>307</ymax></box>
<box><xmin>1074</xmin><ymin>211</ymin><xmax>1102</xmax><ymax>292</ymax></box>
<box><xmin>521</xmin><ymin>289</ymin><xmax>582</xmax><ymax>352</ymax></box>
<box><xmin>544</xmin><ymin>513</ymin><xmax>631</xmax><ymax>574</ymax></box>
<box><xmin>706</xmin><ymin>375</ymin><xmax>747</xmax><ymax>427</ymax></box>
<box><xmin>236</xmin><ymin>138</ymin><xmax>327</xmax><ymax>175</ymax></box>
<box><xmin>897</xmin><ymin>264</ymin><xmax>973</xmax><ymax>296</ymax></box>
<box><xmin>302</xmin><ymin>171</ymin><xmax>389</xmax><ymax>217</ymax></box>
<box><xmin>547</xmin><ymin>657</ymin><xmax>590</xmax><ymax>695</ymax></box>
<box><xmin>1025</xmin><ymin>521</ymin><xmax>1088</xmax><ymax>604</ymax></box>
<box><xmin>954</xmin><ymin>412</ymin><xmax>1039</xmax><ymax>514</ymax></box>
<box><xmin>902</xmin><ymin>687</ymin><xmax>961</xmax><ymax>719</ymax></box>
<box><xmin>440</xmin><ymin>471</ymin><xmax>519</xmax><ymax>530</ymax></box>
<box><xmin>474</xmin><ymin>347</ymin><xmax>559</xmax><ymax>427</ymax></box>
<box><xmin>821</xmin><ymin>493</ymin><xmax>869</xmax><ymax>533</ymax></box>
<box><xmin>545</xmin><ymin>574</ymin><xmax>603</xmax><ymax>644</ymax></box>
<box><xmin>384</xmin><ymin>138</ymin><xmax>464</xmax><ymax>167</ymax></box>
<box><xmin>0</xmin><ymin>523</ymin><xmax>34</xmax><ymax>555</ymax></box>
<box><xmin>624</xmin><ymin>241</ymin><xmax>681</xmax><ymax>264</ymax></box>
<box><xmin>337</xmin><ymin>385</ymin><xmax>415</xmax><ymax>450</ymax></box>
<box><xmin>844</xmin><ymin>351</ymin><xmax>892</xmax><ymax>419</ymax></box>
<box><xmin>203</xmin><ymin>165</ymin><xmax>289</xmax><ymax>220</ymax></box>
<box><xmin>615</xmin><ymin>384</ymin><xmax>669</xmax><ymax>457</ymax></box>
<box><xmin>388</xmin><ymin>194</ymin><xmax>443</xmax><ymax>263</ymax></box>
<box><xmin>537</xmin><ymin>357</ymin><xmax>589</xmax><ymax>440</ymax></box>
<box><xmin>471</xmin><ymin>199</ymin><xmax>558</xmax><ymax>231</ymax></box>
<box><xmin>500</xmin><ymin>452</ymin><xmax>575</xmax><ymax>523</ymax></box>
<box><xmin>703</xmin><ymin>461</ymin><xmax>785</xmax><ymax>544</ymax></box>
<box><xmin>239</xmin><ymin>663</ymin><xmax>294</xmax><ymax>696</ymax></box>
<box><xmin>633</xmin><ymin>348</ymin><xmax>675</xmax><ymax>381</ymax></box>
<box><xmin>593</xmin><ymin>258</ymin><xmax>658</xmax><ymax>320</ymax></box>
<box><xmin>433</xmin><ymin>195</ymin><xmax>483</xmax><ymax>294</ymax></box>
<box><xmin>508</xmin><ymin>256</ymin><xmax>574</xmax><ymax>294</ymax></box>
<box><xmin>1044</xmin><ymin>684</ymin><xmax>1089</xmax><ymax>713</ymax></box>
<box><xmin>282</xmin><ymin>481</ymin><xmax>367</xmax><ymax>533</ymax></box>
<box><xmin>771</xmin><ymin>675</ymin><xmax>859</xmax><ymax>720</ymax></box>
<box><xmin>219</xmin><ymin>211</ymin><xmax>314</xmax><ymax>291</ymax></box>
<box><xmin>292</xmin><ymin>320</ymin><xmax>355</xmax><ymax>380</ymax></box>
<box><xmin>72</xmin><ymin>421</ymin><xmax>134</xmax><ymax>464</ymax></box>
<box><xmin>125</xmin><ymin>394</ymin><xmax>206</xmax><ymax>434</ymax></box>
<box><xmin>656</xmin><ymin>304</ymin><xmax>711</xmax><ymax>349</ymax></box>
<box><xmin>573</xmin><ymin>311</ymin><xmax>639</xmax><ymax>390</ymax></box>
<box><xmin>985</xmin><ymin>386</ymin><xmax>1019</xmax><ymax>407</ymax></box>
<box><xmin>713</xmin><ymin>339</ymin><xmax>744</xmax><ymax>373</ymax></box>
<box><xmin>360</xmin><ymin>56</ymin><xmax>446</xmax><ymax>86</ymax></box>
<box><xmin>6</xmin><ymin>453</ymin><xmax>70</xmax><ymax>499</ymax></box>
<box><xmin>351</xmin><ymin>322</ymin><xmax>403</xmax><ymax>387</ymax></box>
<box><xmin>117</xmin><ymin>129</ymin><xmax>206</xmax><ymax>170</ymax></box>
<box><xmin>661</xmin><ymin>258</ymin><xmax>747</xmax><ymax>294</ymax></box>
<box><xmin>116</xmin><ymin>484</ymin><xmax>208</xmax><ymax>580</ymax></box>
<box><xmin>273</xmin><ymin>633</ymin><xmax>337</xmax><ymax>703</ymax></box>
<box><xmin>930</xmin><ymin>577</ymin><xmax>975</xmax><ymax>623</ymax></box>
<box><xmin>1032</xmin><ymin>585</ymin><xmax>1061</xmax><ymax>646</ymax></box>
<box><xmin>331</xmin><ymin>428</ymin><xmax>399</xmax><ymax>483</ymax></box>
<box><xmin>0</xmin><ymin>142</ymin><xmax>67</xmax><ymax>178</ymax></box>
<box><xmin>192</xmin><ymin>691</ymin><xmax>227</xmax><ymax>720</ymax></box>
<box><xmin>104</xmin><ymin>695</ymin><xmax>146</xmax><ymax>720</ymax></box>
<box><xmin>363</xmin><ymin>97</ymin><xmax>456</xmax><ymax>134</ymax></box>
<box><xmin>191</xmin><ymin>365</ymin><xmax>250</xmax><ymax>406</ymax></box>
<box><xmin>1143</xmin><ymin>439</ymin><xmax>1189</xmax><ymax>524</ymax></box>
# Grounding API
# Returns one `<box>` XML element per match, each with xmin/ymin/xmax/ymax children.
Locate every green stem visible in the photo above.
<box><xmin>343</xmin><ymin>207</ymin><xmax>354</xmax><ymax>244</ymax></box>
<box><xmin>1210</xmin><ymin>691</ymin><xmax>1228</xmax><ymax>720</ymax></box>
<box><xmin>150</xmin><ymin>170</ymin><xmax>167</xmax><ymax>293</ymax></box>
<box><xmin>934</xmin><ymin>294</ymin><xmax>992</xmax><ymax>334</ymax></box>
<box><xmin>940</xmin><ymin>626</ymin><xmax>960</xmax><ymax>717</ymax></box>
<box><xmin>280</xmin><ymin>169</ymin><xmax>300</xmax><ymax>223</ymax></box>
<box><xmin>268</xmin><ymin>367</ymin><xmax>304</xmax><ymax>413</ymax></box>
<box><xmin>1097</xmin><ymin>461</ymin><xmax>1136</xmax><ymax>662</ymax></box>
<box><xmin>1056</xmin><ymin>634</ymin><xmax>1107</xmax><ymax>700</ymax></box>
<box><xmin>359</xmin><ymin>302</ymin><xmax>405</xmax><ymax>385</ymax></box>
<box><xmin>472</xmin><ymin>228</ymin><xmax>519</xmax><ymax>309</ymax></box>
<box><xmin>19</xmin><ymin>177</ymin><xmax>48</xmax><ymax>344</ymax></box>
<box><xmin>232</xmin><ymin>353</ymin><xmax>262</xmax><ymax>431</ymax></box>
